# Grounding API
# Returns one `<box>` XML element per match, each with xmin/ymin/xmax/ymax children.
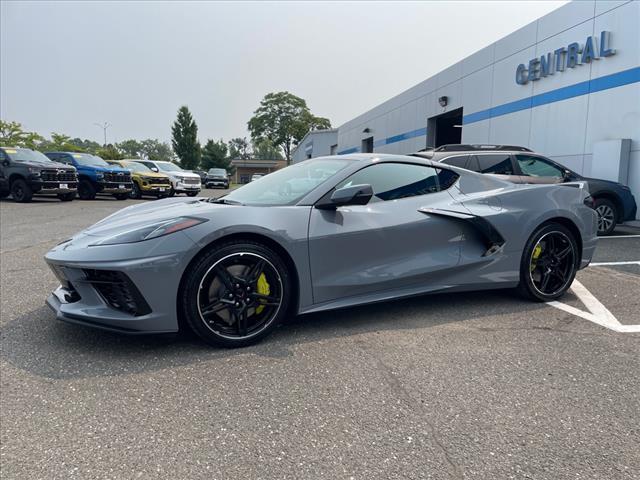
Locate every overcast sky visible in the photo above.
<box><xmin>1</xmin><ymin>1</ymin><xmax>567</xmax><ymax>145</ymax></box>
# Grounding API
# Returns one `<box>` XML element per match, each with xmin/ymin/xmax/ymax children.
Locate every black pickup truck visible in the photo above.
<box><xmin>0</xmin><ymin>147</ymin><xmax>78</xmax><ymax>202</ymax></box>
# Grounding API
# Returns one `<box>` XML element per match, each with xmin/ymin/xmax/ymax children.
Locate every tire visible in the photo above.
<box><xmin>594</xmin><ymin>198</ymin><xmax>617</xmax><ymax>236</ymax></box>
<box><xmin>186</xmin><ymin>191</ymin><xmax>198</xmax><ymax>197</ymax></box>
<box><xmin>114</xmin><ymin>193</ymin><xmax>129</xmax><ymax>200</ymax></box>
<box><xmin>57</xmin><ymin>192</ymin><xmax>75</xmax><ymax>202</ymax></box>
<box><xmin>77</xmin><ymin>179</ymin><xmax>96</xmax><ymax>200</ymax></box>
<box><xmin>181</xmin><ymin>240</ymin><xmax>292</xmax><ymax>348</ymax></box>
<box><xmin>517</xmin><ymin>222</ymin><xmax>579</xmax><ymax>302</ymax></box>
<box><xmin>168</xmin><ymin>188</ymin><xmax>175</xmax><ymax>197</ymax></box>
<box><xmin>129</xmin><ymin>182</ymin><xmax>142</xmax><ymax>199</ymax></box>
<box><xmin>10</xmin><ymin>178</ymin><xmax>33</xmax><ymax>203</ymax></box>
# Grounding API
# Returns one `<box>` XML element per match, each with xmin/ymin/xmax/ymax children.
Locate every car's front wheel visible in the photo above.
<box><xmin>11</xmin><ymin>178</ymin><xmax>33</xmax><ymax>203</ymax></box>
<box><xmin>129</xmin><ymin>182</ymin><xmax>142</xmax><ymax>199</ymax></box>
<box><xmin>77</xmin><ymin>179</ymin><xmax>96</xmax><ymax>200</ymax></box>
<box><xmin>186</xmin><ymin>191</ymin><xmax>198</xmax><ymax>197</ymax></box>
<box><xmin>594</xmin><ymin>198</ymin><xmax>617</xmax><ymax>236</ymax></box>
<box><xmin>517</xmin><ymin>222</ymin><xmax>578</xmax><ymax>302</ymax></box>
<box><xmin>181</xmin><ymin>241</ymin><xmax>292</xmax><ymax>347</ymax></box>
<box><xmin>57</xmin><ymin>192</ymin><xmax>75</xmax><ymax>201</ymax></box>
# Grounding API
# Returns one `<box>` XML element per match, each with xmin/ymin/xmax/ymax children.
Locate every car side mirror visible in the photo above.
<box><xmin>316</xmin><ymin>184</ymin><xmax>373</xmax><ymax>210</ymax></box>
<box><xmin>150</xmin><ymin>167</ymin><xmax>159</xmax><ymax>172</ymax></box>
<box><xmin>562</xmin><ymin>169</ymin><xmax>573</xmax><ymax>181</ymax></box>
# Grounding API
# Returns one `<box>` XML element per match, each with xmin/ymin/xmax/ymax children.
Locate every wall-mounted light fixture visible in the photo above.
<box><xmin>362</xmin><ymin>127</ymin><xmax>371</xmax><ymax>133</ymax></box>
<box><xmin>438</xmin><ymin>96</ymin><xmax>448</xmax><ymax>107</ymax></box>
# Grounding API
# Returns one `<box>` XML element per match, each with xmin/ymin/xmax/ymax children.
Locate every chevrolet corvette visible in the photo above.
<box><xmin>45</xmin><ymin>154</ymin><xmax>598</xmax><ymax>347</ymax></box>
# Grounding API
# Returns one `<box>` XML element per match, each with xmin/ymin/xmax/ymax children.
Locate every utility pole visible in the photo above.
<box><xmin>94</xmin><ymin>122</ymin><xmax>111</xmax><ymax>146</ymax></box>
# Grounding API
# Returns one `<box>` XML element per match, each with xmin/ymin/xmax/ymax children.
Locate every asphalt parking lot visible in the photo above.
<box><xmin>1</xmin><ymin>192</ymin><xmax>639</xmax><ymax>480</ymax></box>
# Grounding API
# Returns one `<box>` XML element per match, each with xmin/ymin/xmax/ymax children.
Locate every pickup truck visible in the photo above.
<box><xmin>135</xmin><ymin>159</ymin><xmax>201</xmax><ymax>196</ymax></box>
<box><xmin>44</xmin><ymin>152</ymin><xmax>133</xmax><ymax>200</ymax></box>
<box><xmin>0</xmin><ymin>146</ymin><xmax>78</xmax><ymax>202</ymax></box>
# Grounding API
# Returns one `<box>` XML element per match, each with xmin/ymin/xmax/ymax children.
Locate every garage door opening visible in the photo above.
<box><xmin>428</xmin><ymin>107</ymin><xmax>463</xmax><ymax>148</ymax></box>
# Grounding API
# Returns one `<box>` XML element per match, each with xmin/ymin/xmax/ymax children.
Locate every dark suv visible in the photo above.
<box><xmin>205</xmin><ymin>168</ymin><xmax>229</xmax><ymax>189</ymax></box>
<box><xmin>0</xmin><ymin>147</ymin><xmax>78</xmax><ymax>202</ymax></box>
<box><xmin>413</xmin><ymin>144</ymin><xmax>637</xmax><ymax>235</ymax></box>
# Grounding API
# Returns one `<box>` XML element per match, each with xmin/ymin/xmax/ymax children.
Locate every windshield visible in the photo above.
<box><xmin>208</xmin><ymin>168</ymin><xmax>227</xmax><ymax>176</ymax></box>
<box><xmin>224</xmin><ymin>158</ymin><xmax>352</xmax><ymax>206</ymax></box>
<box><xmin>123</xmin><ymin>162</ymin><xmax>151</xmax><ymax>173</ymax></box>
<box><xmin>156</xmin><ymin>161</ymin><xmax>183</xmax><ymax>172</ymax></box>
<box><xmin>73</xmin><ymin>153</ymin><xmax>110</xmax><ymax>167</ymax></box>
<box><xmin>2</xmin><ymin>148</ymin><xmax>54</xmax><ymax>164</ymax></box>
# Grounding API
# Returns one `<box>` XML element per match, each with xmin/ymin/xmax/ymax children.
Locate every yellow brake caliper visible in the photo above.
<box><xmin>530</xmin><ymin>244</ymin><xmax>543</xmax><ymax>272</ymax></box>
<box><xmin>255</xmin><ymin>273</ymin><xmax>270</xmax><ymax>314</ymax></box>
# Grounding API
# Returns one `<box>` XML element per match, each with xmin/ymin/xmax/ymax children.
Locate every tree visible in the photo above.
<box><xmin>252</xmin><ymin>138</ymin><xmax>283</xmax><ymax>160</ymax></box>
<box><xmin>141</xmin><ymin>139</ymin><xmax>174</xmax><ymax>162</ymax></box>
<box><xmin>0</xmin><ymin>120</ymin><xmax>44</xmax><ymax>149</ymax></box>
<box><xmin>171</xmin><ymin>106</ymin><xmax>201</xmax><ymax>169</ymax></box>
<box><xmin>228</xmin><ymin>137</ymin><xmax>250</xmax><ymax>160</ymax></box>
<box><xmin>201</xmin><ymin>139</ymin><xmax>232</xmax><ymax>172</ymax></box>
<box><xmin>96</xmin><ymin>144</ymin><xmax>124</xmax><ymax>160</ymax></box>
<box><xmin>117</xmin><ymin>139</ymin><xmax>143</xmax><ymax>157</ymax></box>
<box><xmin>247</xmin><ymin>91</ymin><xmax>331</xmax><ymax>164</ymax></box>
<box><xmin>40</xmin><ymin>133</ymin><xmax>85</xmax><ymax>152</ymax></box>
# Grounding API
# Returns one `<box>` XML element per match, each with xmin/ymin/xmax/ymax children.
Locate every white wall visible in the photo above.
<box><xmin>336</xmin><ymin>0</ymin><xmax>640</xmax><ymax>217</ymax></box>
<box><xmin>292</xmin><ymin>130</ymin><xmax>338</xmax><ymax>163</ymax></box>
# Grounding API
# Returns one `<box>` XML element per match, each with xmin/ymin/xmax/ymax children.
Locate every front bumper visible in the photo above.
<box><xmin>141</xmin><ymin>184</ymin><xmax>171</xmax><ymax>194</ymax></box>
<box><xmin>97</xmin><ymin>182</ymin><xmax>133</xmax><ymax>194</ymax></box>
<box><xmin>44</xmin><ymin>234</ymin><xmax>197</xmax><ymax>333</ymax></box>
<box><xmin>174</xmin><ymin>182</ymin><xmax>201</xmax><ymax>193</ymax></box>
<box><xmin>30</xmin><ymin>179</ymin><xmax>78</xmax><ymax>194</ymax></box>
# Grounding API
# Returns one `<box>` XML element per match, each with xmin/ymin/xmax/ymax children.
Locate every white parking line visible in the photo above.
<box><xmin>590</xmin><ymin>261</ymin><xmax>640</xmax><ymax>266</ymax></box>
<box><xmin>547</xmin><ymin>280</ymin><xmax>640</xmax><ymax>333</ymax></box>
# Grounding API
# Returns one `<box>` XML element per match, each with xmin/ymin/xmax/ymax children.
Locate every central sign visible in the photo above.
<box><xmin>515</xmin><ymin>31</ymin><xmax>615</xmax><ymax>85</ymax></box>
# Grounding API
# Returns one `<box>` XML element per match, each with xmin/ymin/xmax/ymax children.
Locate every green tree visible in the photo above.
<box><xmin>140</xmin><ymin>139</ymin><xmax>174</xmax><ymax>162</ymax></box>
<box><xmin>40</xmin><ymin>133</ymin><xmax>85</xmax><ymax>152</ymax></box>
<box><xmin>252</xmin><ymin>138</ymin><xmax>283</xmax><ymax>160</ymax></box>
<box><xmin>201</xmin><ymin>139</ymin><xmax>232</xmax><ymax>172</ymax></box>
<box><xmin>247</xmin><ymin>91</ymin><xmax>331</xmax><ymax>164</ymax></box>
<box><xmin>69</xmin><ymin>138</ymin><xmax>101</xmax><ymax>153</ymax></box>
<box><xmin>171</xmin><ymin>106</ymin><xmax>201</xmax><ymax>169</ymax></box>
<box><xmin>117</xmin><ymin>139</ymin><xmax>143</xmax><ymax>157</ymax></box>
<box><xmin>0</xmin><ymin>120</ymin><xmax>45</xmax><ymax>149</ymax></box>
<box><xmin>96</xmin><ymin>144</ymin><xmax>124</xmax><ymax>160</ymax></box>
<box><xmin>228</xmin><ymin>137</ymin><xmax>250</xmax><ymax>160</ymax></box>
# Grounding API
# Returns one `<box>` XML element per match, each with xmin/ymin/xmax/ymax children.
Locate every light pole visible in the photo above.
<box><xmin>94</xmin><ymin>122</ymin><xmax>111</xmax><ymax>147</ymax></box>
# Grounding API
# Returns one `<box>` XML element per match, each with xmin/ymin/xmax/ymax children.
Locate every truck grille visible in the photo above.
<box><xmin>182</xmin><ymin>177</ymin><xmax>200</xmax><ymax>185</ymax></box>
<box><xmin>152</xmin><ymin>177</ymin><xmax>171</xmax><ymax>185</ymax></box>
<box><xmin>41</xmin><ymin>169</ymin><xmax>78</xmax><ymax>182</ymax></box>
<box><xmin>104</xmin><ymin>172</ymin><xmax>132</xmax><ymax>183</ymax></box>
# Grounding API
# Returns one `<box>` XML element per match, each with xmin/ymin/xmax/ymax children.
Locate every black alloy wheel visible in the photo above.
<box><xmin>594</xmin><ymin>198</ymin><xmax>617</xmax><ymax>236</ymax></box>
<box><xmin>114</xmin><ymin>193</ymin><xmax>129</xmax><ymax>200</ymax></box>
<box><xmin>11</xmin><ymin>179</ymin><xmax>33</xmax><ymax>202</ymax></box>
<box><xmin>57</xmin><ymin>192</ymin><xmax>75</xmax><ymax>201</ymax></box>
<box><xmin>518</xmin><ymin>223</ymin><xmax>578</xmax><ymax>301</ymax></box>
<box><xmin>182</xmin><ymin>241</ymin><xmax>291</xmax><ymax>347</ymax></box>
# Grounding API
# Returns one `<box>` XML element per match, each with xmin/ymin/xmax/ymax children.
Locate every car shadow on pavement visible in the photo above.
<box><xmin>1</xmin><ymin>289</ymin><xmax>547</xmax><ymax>380</ymax></box>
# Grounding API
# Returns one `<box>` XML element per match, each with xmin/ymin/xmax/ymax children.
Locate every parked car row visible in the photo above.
<box><xmin>0</xmin><ymin>147</ymin><xmax>211</xmax><ymax>203</ymax></box>
<box><xmin>412</xmin><ymin>144</ymin><xmax>637</xmax><ymax>235</ymax></box>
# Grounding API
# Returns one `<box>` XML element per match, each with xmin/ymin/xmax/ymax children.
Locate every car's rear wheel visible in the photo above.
<box><xmin>594</xmin><ymin>198</ymin><xmax>617</xmax><ymax>236</ymax></box>
<box><xmin>77</xmin><ymin>179</ymin><xmax>96</xmax><ymax>200</ymax></box>
<box><xmin>11</xmin><ymin>178</ymin><xmax>33</xmax><ymax>203</ymax></box>
<box><xmin>181</xmin><ymin>241</ymin><xmax>291</xmax><ymax>347</ymax></box>
<box><xmin>517</xmin><ymin>223</ymin><xmax>578</xmax><ymax>302</ymax></box>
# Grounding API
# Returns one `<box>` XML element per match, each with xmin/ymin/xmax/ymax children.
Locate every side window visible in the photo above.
<box><xmin>57</xmin><ymin>155</ymin><xmax>71</xmax><ymax>165</ymax></box>
<box><xmin>476</xmin><ymin>154</ymin><xmax>514</xmax><ymax>175</ymax></box>
<box><xmin>515</xmin><ymin>154</ymin><xmax>563</xmax><ymax>178</ymax></box>
<box><xmin>336</xmin><ymin>163</ymin><xmax>457</xmax><ymax>202</ymax></box>
<box><xmin>440</xmin><ymin>155</ymin><xmax>469</xmax><ymax>169</ymax></box>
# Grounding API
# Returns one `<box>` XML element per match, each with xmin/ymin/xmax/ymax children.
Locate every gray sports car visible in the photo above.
<box><xmin>45</xmin><ymin>154</ymin><xmax>598</xmax><ymax>347</ymax></box>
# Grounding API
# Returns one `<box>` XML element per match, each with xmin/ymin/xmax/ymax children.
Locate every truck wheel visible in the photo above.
<box><xmin>11</xmin><ymin>178</ymin><xmax>33</xmax><ymax>203</ymax></box>
<box><xmin>187</xmin><ymin>191</ymin><xmax>198</xmax><ymax>197</ymax></box>
<box><xmin>57</xmin><ymin>193</ymin><xmax>75</xmax><ymax>202</ymax></box>
<box><xmin>129</xmin><ymin>182</ymin><xmax>142</xmax><ymax>199</ymax></box>
<box><xmin>114</xmin><ymin>193</ymin><xmax>129</xmax><ymax>200</ymax></box>
<box><xmin>168</xmin><ymin>189</ymin><xmax>175</xmax><ymax>197</ymax></box>
<box><xmin>77</xmin><ymin>179</ymin><xmax>96</xmax><ymax>200</ymax></box>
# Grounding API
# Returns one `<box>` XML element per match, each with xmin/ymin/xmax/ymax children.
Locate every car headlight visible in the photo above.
<box><xmin>96</xmin><ymin>173</ymin><xmax>104</xmax><ymax>180</ymax></box>
<box><xmin>28</xmin><ymin>168</ymin><xmax>41</xmax><ymax>176</ymax></box>
<box><xmin>89</xmin><ymin>217</ymin><xmax>208</xmax><ymax>246</ymax></box>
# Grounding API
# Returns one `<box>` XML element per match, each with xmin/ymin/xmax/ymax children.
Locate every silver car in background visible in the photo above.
<box><xmin>45</xmin><ymin>154</ymin><xmax>597</xmax><ymax>347</ymax></box>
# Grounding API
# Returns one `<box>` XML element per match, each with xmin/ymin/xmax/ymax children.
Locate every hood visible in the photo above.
<box><xmin>169</xmin><ymin>171</ymin><xmax>200</xmax><ymax>179</ymax></box>
<box><xmin>83</xmin><ymin>197</ymin><xmax>223</xmax><ymax>237</ymax></box>
<box><xmin>134</xmin><ymin>170</ymin><xmax>170</xmax><ymax>179</ymax></box>
<box><xmin>23</xmin><ymin>161</ymin><xmax>75</xmax><ymax>171</ymax></box>
<box><xmin>77</xmin><ymin>164</ymin><xmax>129</xmax><ymax>174</ymax></box>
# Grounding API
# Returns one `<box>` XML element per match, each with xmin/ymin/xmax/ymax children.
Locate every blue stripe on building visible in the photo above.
<box><xmin>338</xmin><ymin>67</ymin><xmax>640</xmax><ymax>154</ymax></box>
